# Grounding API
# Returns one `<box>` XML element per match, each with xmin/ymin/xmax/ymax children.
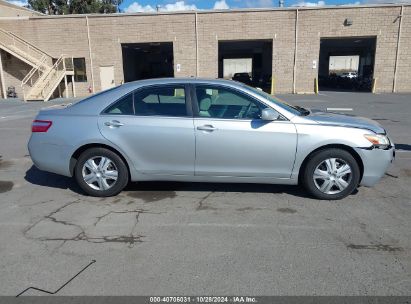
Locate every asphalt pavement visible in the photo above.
<box><xmin>0</xmin><ymin>92</ymin><xmax>410</xmax><ymax>296</ymax></box>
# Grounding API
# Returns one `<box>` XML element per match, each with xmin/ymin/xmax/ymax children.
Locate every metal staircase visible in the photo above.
<box><xmin>0</xmin><ymin>28</ymin><xmax>73</xmax><ymax>101</ymax></box>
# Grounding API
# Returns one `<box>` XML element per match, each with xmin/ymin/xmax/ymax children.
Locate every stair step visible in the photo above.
<box><xmin>1</xmin><ymin>28</ymin><xmax>71</xmax><ymax>101</ymax></box>
<box><xmin>26</xmin><ymin>69</ymin><xmax>66</xmax><ymax>101</ymax></box>
<box><xmin>1</xmin><ymin>44</ymin><xmax>51</xmax><ymax>69</ymax></box>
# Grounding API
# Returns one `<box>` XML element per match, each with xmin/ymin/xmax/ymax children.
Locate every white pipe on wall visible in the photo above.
<box><xmin>0</xmin><ymin>52</ymin><xmax>6</xmax><ymax>99</ymax></box>
<box><xmin>195</xmin><ymin>12</ymin><xmax>199</xmax><ymax>77</ymax></box>
<box><xmin>393</xmin><ymin>5</ymin><xmax>404</xmax><ymax>93</ymax></box>
<box><xmin>293</xmin><ymin>9</ymin><xmax>299</xmax><ymax>94</ymax></box>
<box><xmin>86</xmin><ymin>16</ymin><xmax>96</xmax><ymax>93</ymax></box>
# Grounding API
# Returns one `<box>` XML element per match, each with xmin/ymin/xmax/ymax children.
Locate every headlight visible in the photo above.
<box><xmin>364</xmin><ymin>134</ymin><xmax>390</xmax><ymax>149</ymax></box>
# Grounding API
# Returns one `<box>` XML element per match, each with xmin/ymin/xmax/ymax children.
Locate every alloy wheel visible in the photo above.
<box><xmin>313</xmin><ymin>158</ymin><xmax>352</xmax><ymax>195</ymax></box>
<box><xmin>81</xmin><ymin>156</ymin><xmax>118</xmax><ymax>191</ymax></box>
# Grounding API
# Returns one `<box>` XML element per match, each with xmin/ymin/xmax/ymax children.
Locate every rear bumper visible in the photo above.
<box><xmin>28</xmin><ymin>136</ymin><xmax>72</xmax><ymax>177</ymax></box>
<box><xmin>355</xmin><ymin>145</ymin><xmax>395</xmax><ymax>187</ymax></box>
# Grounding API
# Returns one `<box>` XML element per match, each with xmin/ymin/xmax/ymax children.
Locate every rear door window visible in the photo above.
<box><xmin>134</xmin><ymin>85</ymin><xmax>188</xmax><ymax>117</ymax></box>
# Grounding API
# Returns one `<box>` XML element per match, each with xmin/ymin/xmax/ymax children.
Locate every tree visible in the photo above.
<box><xmin>27</xmin><ymin>0</ymin><xmax>122</xmax><ymax>15</ymax></box>
<box><xmin>28</xmin><ymin>0</ymin><xmax>65</xmax><ymax>14</ymax></box>
<box><xmin>98</xmin><ymin>0</ymin><xmax>122</xmax><ymax>13</ymax></box>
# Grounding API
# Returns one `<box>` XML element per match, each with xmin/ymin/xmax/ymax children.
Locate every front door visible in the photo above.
<box><xmin>193</xmin><ymin>84</ymin><xmax>297</xmax><ymax>178</ymax></box>
<box><xmin>98</xmin><ymin>84</ymin><xmax>195</xmax><ymax>176</ymax></box>
<box><xmin>99</xmin><ymin>66</ymin><xmax>115</xmax><ymax>91</ymax></box>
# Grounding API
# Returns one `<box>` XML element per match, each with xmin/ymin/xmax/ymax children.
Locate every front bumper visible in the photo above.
<box><xmin>355</xmin><ymin>145</ymin><xmax>395</xmax><ymax>187</ymax></box>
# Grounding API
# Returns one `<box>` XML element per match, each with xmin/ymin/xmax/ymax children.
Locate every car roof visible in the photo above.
<box><xmin>120</xmin><ymin>77</ymin><xmax>240</xmax><ymax>90</ymax></box>
<box><xmin>68</xmin><ymin>78</ymin><xmax>247</xmax><ymax>114</ymax></box>
<box><xmin>66</xmin><ymin>77</ymin><xmax>299</xmax><ymax>120</ymax></box>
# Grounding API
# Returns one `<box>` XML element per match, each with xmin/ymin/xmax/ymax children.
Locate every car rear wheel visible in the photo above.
<box><xmin>74</xmin><ymin>147</ymin><xmax>129</xmax><ymax>197</ymax></box>
<box><xmin>302</xmin><ymin>148</ymin><xmax>360</xmax><ymax>200</ymax></box>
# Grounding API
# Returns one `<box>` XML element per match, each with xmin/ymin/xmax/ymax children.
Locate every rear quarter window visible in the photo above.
<box><xmin>103</xmin><ymin>94</ymin><xmax>134</xmax><ymax>115</ymax></box>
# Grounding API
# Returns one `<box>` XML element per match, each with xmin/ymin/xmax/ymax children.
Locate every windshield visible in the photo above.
<box><xmin>245</xmin><ymin>86</ymin><xmax>308</xmax><ymax>116</ymax></box>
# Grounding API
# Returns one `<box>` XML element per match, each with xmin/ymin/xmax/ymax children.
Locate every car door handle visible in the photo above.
<box><xmin>197</xmin><ymin>125</ymin><xmax>217</xmax><ymax>132</ymax></box>
<box><xmin>104</xmin><ymin>120</ymin><xmax>124</xmax><ymax>128</ymax></box>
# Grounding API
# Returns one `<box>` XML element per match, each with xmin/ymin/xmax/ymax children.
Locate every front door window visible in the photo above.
<box><xmin>195</xmin><ymin>85</ymin><xmax>264</xmax><ymax>119</ymax></box>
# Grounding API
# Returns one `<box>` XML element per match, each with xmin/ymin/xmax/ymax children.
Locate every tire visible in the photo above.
<box><xmin>74</xmin><ymin>147</ymin><xmax>129</xmax><ymax>197</ymax></box>
<box><xmin>302</xmin><ymin>148</ymin><xmax>360</xmax><ymax>200</ymax></box>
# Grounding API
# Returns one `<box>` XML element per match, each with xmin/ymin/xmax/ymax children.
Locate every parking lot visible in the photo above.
<box><xmin>0</xmin><ymin>91</ymin><xmax>410</xmax><ymax>296</ymax></box>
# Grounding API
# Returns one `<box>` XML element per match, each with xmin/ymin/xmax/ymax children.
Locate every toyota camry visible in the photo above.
<box><xmin>28</xmin><ymin>78</ymin><xmax>395</xmax><ymax>200</ymax></box>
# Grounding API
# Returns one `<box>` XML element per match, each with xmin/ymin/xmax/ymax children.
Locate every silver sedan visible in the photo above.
<box><xmin>28</xmin><ymin>78</ymin><xmax>395</xmax><ymax>200</ymax></box>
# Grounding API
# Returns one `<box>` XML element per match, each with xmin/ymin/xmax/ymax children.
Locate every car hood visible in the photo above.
<box><xmin>304</xmin><ymin>109</ymin><xmax>385</xmax><ymax>134</ymax></box>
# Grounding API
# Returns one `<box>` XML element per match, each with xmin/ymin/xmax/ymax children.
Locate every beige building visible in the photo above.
<box><xmin>0</xmin><ymin>0</ymin><xmax>410</xmax><ymax>100</ymax></box>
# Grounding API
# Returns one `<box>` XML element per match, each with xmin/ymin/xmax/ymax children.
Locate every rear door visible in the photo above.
<box><xmin>192</xmin><ymin>84</ymin><xmax>297</xmax><ymax>178</ymax></box>
<box><xmin>98</xmin><ymin>84</ymin><xmax>195</xmax><ymax>176</ymax></box>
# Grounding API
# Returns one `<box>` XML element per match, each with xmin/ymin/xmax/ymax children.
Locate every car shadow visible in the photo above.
<box><xmin>395</xmin><ymin>143</ymin><xmax>411</xmax><ymax>151</ymax></box>
<box><xmin>25</xmin><ymin>165</ymin><xmax>321</xmax><ymax>199</ymax></box>
<box><xmin>124</xmin><ymin>181</ymin><xmax>313</xmax><ymax>199</ymax></box>
<box><xmin>24</xmin><ymin>165</ymin><xmax>84</xmax><ymax>194</ymax></box>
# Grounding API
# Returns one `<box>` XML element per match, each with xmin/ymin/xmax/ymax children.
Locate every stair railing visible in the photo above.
<box><xmin>21</xmin><ymin>55</ymin><xmax>49</xmax><ymax>100</ymax></box>
<box><xmin>0</xmin><ymin>28</ymin><xmax>53</xmax><ymax>65</ymax></box>
<box><xmin>40</xmin><ymin>55</ymin><xmax>68</xmax><ymax>100</ymax></box>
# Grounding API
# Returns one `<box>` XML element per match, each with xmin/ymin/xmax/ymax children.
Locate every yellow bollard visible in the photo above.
<box><xmin>314</xmin><ymin>77</ymin><xmax>319</xmax><ymax>94</ymax></box>
<box><xmin>371</xmin><ymin>78</ymin><xmax>377</xmax><ymax>93</ymax></box>
<box><xmin>270</xmin><ymin>76</ymin><xmax>276</xmax><ymax>95</ymax></box>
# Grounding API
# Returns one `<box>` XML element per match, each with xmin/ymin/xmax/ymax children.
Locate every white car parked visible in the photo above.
<box><xmin>340</xmin><ymin>72</ymin><xmax>358</xmax><ymax>79</ymax></box>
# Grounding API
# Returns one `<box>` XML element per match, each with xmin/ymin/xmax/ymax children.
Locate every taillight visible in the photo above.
<box><xmin>32</xmin><ymin>120</ymin><xmax>52</xmax><ymax>132</ymax></box>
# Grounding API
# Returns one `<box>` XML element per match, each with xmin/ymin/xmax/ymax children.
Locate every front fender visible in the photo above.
<box><xmin>291</xmin><ymin>124</ymin><xmax>373</xmax><ymax>179</ymax></box>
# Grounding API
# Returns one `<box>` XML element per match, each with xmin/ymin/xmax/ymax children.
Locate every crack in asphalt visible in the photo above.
<box><xmin>23</xmin><ymin>200</ymin><xmax>81</xmax><ymax>236</ymax></box>
<box><xmin>22</xmin><ymin>200</ymin><xmax>154</xmax><ymax>248</ymax></box>
<box><xmin>93</xmin><ymin>208</ymin><xmax>152</xmax><ymax>226</ymax></box>
<box><xmin>347</xmin><ymin>243</ymin><xmax>403</xmax><ymax>252</ymax></box>
<box><xmin>41</xmin><ymin>232</ymin><xmax>144</xmax><ymax>248</ymax></box>
<box><xmin>342</xmin><ymin>219</ymin><xmax>404</xmax><ymax>254</ymax></box>
<box><xmin>277</xmin><ymin>207</ymin><xmax>297</xmax><ymax>214</ymax></box>
<box><xmin>196</xmin><ymin>192</ymin><xmax>218</xmax><ymax>211</ymax></box>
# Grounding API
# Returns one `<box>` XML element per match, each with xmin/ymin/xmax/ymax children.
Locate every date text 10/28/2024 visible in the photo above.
<box><xmin>150</xmin><ymin>297</ymin><xmax>257</xmax><ymax>303</ymax></box>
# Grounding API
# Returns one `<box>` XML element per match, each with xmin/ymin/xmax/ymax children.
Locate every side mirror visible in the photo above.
<box><xmin>261</xmin><ymin>108</ymin><xmax>280</xmax><ymax>121</ymax></box>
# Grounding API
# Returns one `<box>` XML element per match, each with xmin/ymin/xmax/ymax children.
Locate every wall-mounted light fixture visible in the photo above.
<box><xmin>344</xmin><ymin>18</ymin><xmax>353</xmax><ymax>26</ymax></box>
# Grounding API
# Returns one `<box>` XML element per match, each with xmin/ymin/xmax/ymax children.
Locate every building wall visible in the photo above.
<box><xmin>296</xmin><ymin>6</ymin><xmax>405</xmax><ymax>93</ymax></box>
<box><xmin>87</xmin><ymin>13</ymin><xmax>197</xmax><ymax>92</ymax></box>
<box><xmin>197</xmin><ymin>10</ymin><xmax>296</xmax><ymax>93</ymax></box>
<box><xmin>0</xmin><ymin>17</ymin><xmax>90</xmax><ymax>97</ymax></box>
<box><xmin>396</xmin><ymin>6</ymin><xmax>411</xmax><ymax>92</ymax></box>
<box><xmin>0</xmin><ymin>5</ymin><xmax>410</xmax><ymax>99</ymax></box>
<box><xmin>0</xmin><ymin>50</ymin><xmax>31</xmax><ymax>98</ymax></box>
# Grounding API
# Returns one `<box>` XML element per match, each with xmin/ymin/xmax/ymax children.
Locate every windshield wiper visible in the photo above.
<box><xmin>295</xmin><ymin>106</ymin><xmax>310</xmax><ymax>116</ymax></box>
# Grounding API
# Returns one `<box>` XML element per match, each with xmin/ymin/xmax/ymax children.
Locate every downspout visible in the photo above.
<box><xmin>292</xmin><ymin>8</ymin><xmax>299</xmax><ymax>94</ymax></box>
<box><xmin>86</xmin><ymin>16</ymin><xmax>96</xmax><ymax>93</ymax></box>
<box><xmin>195</xmin><ymin>11</ymin><xmax>199</xmax><ymax>77</ymax></box>
<box><xmin>0</xmin><ymin>52</ymin><xmax>6</xmax><ymax>99</ymax></box>
<box><xmin>393</xmin><ymin>5</ymin><xmax>403</xmax><ymax>93</ymax></box>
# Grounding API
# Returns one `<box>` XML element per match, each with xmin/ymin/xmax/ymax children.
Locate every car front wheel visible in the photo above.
<box><xmin>302</xmin><ymin>148</ymin><xmax>360</xmax><ymax>200</ymax></box>
<box><xmin>74</xmin><ymin>147</ymin><xmax>129</xmax><ymax>197</ymax></box>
